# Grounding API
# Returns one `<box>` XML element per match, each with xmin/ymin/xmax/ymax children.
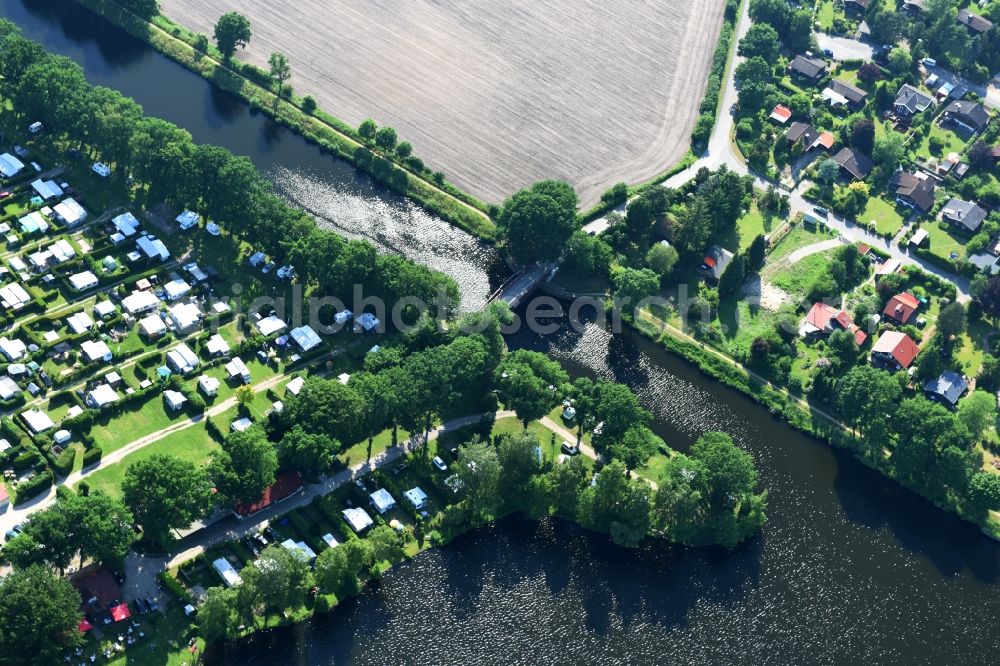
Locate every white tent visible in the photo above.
<box><xmin>225</xmin><ymin>357</ymin><xmax>250</xmax><ymax>383</ymax></box>
<box><xmin>85</xmin><ymin>384</ymin><xmax>118</xmax><ymax>408</ymax></box>
<box><xmin>167</xmin><ymin>302</ymin><xmax>200</xmax><ymax>332</ymax></box>
<box><xmin>0</xmin><ymin>153</ymin><xmax>25</xmax><ymax>178</ymax></box>
<box><xmin>166</xmin><ymin>343</ymin><xmax>199</xmax><ymax>373</ymax></box>
<box><xmin>135</xmin><ymin>235</ymin><xmax>170</xmax><ymax>261</ymax></box>
<box><xmin>52</xmin><ymin>198</ymin><xmax>87</xmax><ymax>227</ymax></box>
<box><xmin>404</xmin><ymin>487</ymin><xmax>429</xmax><ymax>510</ymax></box>
<box><xmin>30</xmin><ymin>179</ymin><xmax>63</xmax><ymax>200</ymax></box>
<box><xmin>164</xmin><ymin>389</ymin><xmax>187</xmax><ymax>411</ymax></box>
<box><xmin>122</xmin><ymin>290</ymin><xmax>160</xmax><ymax>315</ymax></box>
<box><xmin>21</xmin><ymin>408</ymin><xmax>54</xmax><ymax>434</ymax></box>
<box><xmin>342</xmin><ymin>507</ymin><xmax>374</xmax><ymax>533</ymax></box>
<box><xmin>286</xmin><ymin>376</ymin><xmax>305</xmax><ymax>396</ymax></box>
<box><xmin>198</xmin><ymin>374</ymin><xmax>220</xmax><ymax>397</ymax></box>
<box><xmin>66</xmin><ymin>312</ymin><xmax>94</xmax><ymax>335</ymax></box>
<box><xmin>0</xmin><ymin>337</ymin><xmax>26</xmax><ymax>361</ymax></box>
<box><xmin>81</xmin><ymin>339</ymin><xmax>113</xmax><ymax>364</ymax></box>
<box><xmin>369</xmin><ymin>488</ymin><xmax>396</xmax><ymax>514</ymax></box>
<box><xmin>206</xmin><ymin>333</ymin><xmax>230</xmax><ymax>356</ymax></box>
<box><xmin>0</xmin><ymin>283</ymin><xmax>32</xmax><ymax>310</ymax></box>
<box><xmin>290</xmin><ymin>325</ymin><xmax>322</xmax><ymax>352</ymax></box>
<box><xmin>212</xmin><ymin>558</ymin><xmax>242</xmax><ymax>587</ymax></box>
<box><xmin>255</xmin><ymin>315</ymin><xmax>287</xmax><ymax>337</ymax></box>
<box><xmin>69</xmin><ymin>270</ymin><xmax>99</xmax><ymax>291</ymax></box>
<box><xmin>112</xmin><ymin>212</ymin><xmax>140</xmax><ymax>236</ymax></box>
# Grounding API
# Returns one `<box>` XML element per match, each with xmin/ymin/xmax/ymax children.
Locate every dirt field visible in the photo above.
<box><xmin>158</xmin><ymin>0</ymin><xmax>725</xmax><ymax>207</ymax></box>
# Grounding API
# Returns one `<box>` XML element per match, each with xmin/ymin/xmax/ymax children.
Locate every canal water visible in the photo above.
<box><xmin>3</xmin><ymin>1</ymin><xmax>999</xmax><ymax>663</ymax></box>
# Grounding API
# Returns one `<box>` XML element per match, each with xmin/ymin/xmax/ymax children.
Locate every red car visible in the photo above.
<box><xmin>0</xmin><ymin>191</ymin><xmax>10</xmax><ymax>200</ymax></box>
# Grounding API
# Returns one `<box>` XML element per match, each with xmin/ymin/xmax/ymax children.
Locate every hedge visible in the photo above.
<box><xmin>52</xmin><ymin>447</ymin><xmax>76</xmax><ymax>477</ymax></box>
<box><xmin>14</xmin><ymin>471</ymin><xmax>53</xmax><ymax>505</ymax></box>
<box><xmin>82</xmin><ymin>446</ymin><xmax>103</xmax><ymax>467</ymax></box>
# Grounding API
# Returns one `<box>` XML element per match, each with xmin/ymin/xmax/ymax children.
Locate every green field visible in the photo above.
<box><xmin>914</xmin><ymin>123</ymin><xmax>970</xmax><ymax>160</ymax></box>
<box><xmin>770</xmin><ymin>253</ymin><xmax>834</xmax><ymax>297</ymax></box>
<box><xmin>768</xmin><ymin>223</ymin><xmax>837</xmax><ymax>263</ymax></box>
<box><xmin>923</xmin><ymin>221</ymin><xmax>968</xmax><ymax>262</ymax></box>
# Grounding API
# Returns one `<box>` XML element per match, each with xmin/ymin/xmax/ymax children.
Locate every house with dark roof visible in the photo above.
<box><xmin>890</xmin><ymin>171</ymin><xmax>936</xmax><ymax>212</ymax></box>
<box><xmin>828</xmin><ymin>79</ymin><xmax>868</xmax><ymax>108</ymax></box>
<box><xmin>700</xmin><ymin>245</ymin><xmax>734</xmax><ymax>282</ymax></box>
<box><xmin>957</xmin><ymin>8</ymin><xmax>993</xmax><ymax>34</ymax></box>
<box><xmin>894</xmin><ymin>84</ymin><xmax>935</xmax><ymax>117</ymax></box>
<box><xmin>833</xmin><ymin>147</ymin><xmax>874</xmax><ymax>180</ymax></box>
<box><xmin>942</xmin><ymin>100</ymin><xmax>990</xmax><ymax>133</ymax></box>
<box><xmin>871</xmin><ymin>331</ymin><xmax>919</xmax><ymax>371</ymax></box>
<box><xmin>941</xmin><ymin>198</ymin><xmax>987</xmax><ymax>234</ymax></box>
<box><xmin>789</xmin><ymin>55</ymin><xmax>827</xmax><ymax>82</ymax></box>
<box><xmin>844</xmin><ymin>0</ymin><xmax>870</xmax><ymax>12</ymax></box>
<box><xmin>785</xmin><ymin>123</ymin><xmax>834</xmax><ymax>152</ymax></box>
<box><xmin>923</xmin><ymin>370</ymin><xmax>968</xmax><ymax>409</ymax></box>
<box><xmin>882</xmin><ymin>292</ymin><xmax>920</xmax><ymax>325</ymax></box>
<box><xmin>902</xmin><ymin>0</ymin><xmax>927</xmax><ymax>13</ymax></box>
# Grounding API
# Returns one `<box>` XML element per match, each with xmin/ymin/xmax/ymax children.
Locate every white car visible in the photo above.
<box><xmin>30</xmin><ymin>162</ymin><xmax>41</xmax><ymax>172</ymax></box>
<box><xmin>205</xmin><ymin>221</ymin><xmax>221</xmax><ymax>236</ymax></box>
<box><xmin>432</xmin><ymin>456</ymin><xmax>448</xmax><ymax>471</ymax></box>
<box><xmin>28</xmin><ymin>121</ymin><xmax>42</xmax><ymax>134</ymax></box>
<box><xmin>276</xmin><ymin>265</ymin><xmax>295</xmax><ymax>280</ymax></box>
<box><xmin>91</xmin><ymin>162</ymin><xmax>111</xmax><ymax>177</ymax></box>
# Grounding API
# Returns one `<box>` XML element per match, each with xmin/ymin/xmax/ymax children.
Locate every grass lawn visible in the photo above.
<box><xmin>914</xmin><ymin>123</ymin><xmax>971</xmax><ymax>161</ymax></box>
<box><xmin>102</xmin><ymin>606</ymin><xmax>204</xmax><ymax>666</ymax></box>
<box><xmin>817</xmin><ymin>0</ymin><xmax>837</xmax><ymax>31</ymax></box>
<box><xmin>956</xmin><ymin>320</ymin><xmax>990</xmax><ymax>376</ymax></box>
<box><xmin>77</xmin><ymin>420</ymin><xmax>221</xmax><ymax>497</ymax></box>
<box><xmin>860</xmin><ymin>196</ymin><xmax>905</xmax><ymax>236</ymax></box>
<box><xmin>770</xmin><ymin>252</ymin><xmax>833</xmax><ymax>297</ymax></box>
<box><xmin>89</xmin><ymin>394</ymin><xmax>193</xmax><ymax>453</ymax></box>
<box><xmin>768</xmin><ymin>223</ymin><xmax>837</xmax><ymax>263</ymax></box>
<box><xmin>923</xmin><ymin>221</ymin><xmax>968</xmax><ymax>262</ymax></box>
<box><xmin>714</xmin><ymin>298</ymin><xmax>781</xmax><ymax>359</ymax></box>
<box><xmin>720</xmin><ymin>203</ymin><xmax>772</xmax><ymax>253</ymax></box>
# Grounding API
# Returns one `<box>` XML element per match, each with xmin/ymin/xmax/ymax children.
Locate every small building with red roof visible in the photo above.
<box><xmin>882</xmin><ymin>292</ymin><xmax>920</xmax><ymax>325</ymax></box>
<box><xmin>801</xmin><ymin>302</ymin><xmax>868</xmax><ymax>345</ymax></box>
<box><xmin>233</xmin><ymin>471</ymin><xmax>304</xmax><ymax>518</ymax></box>
<box><xmin>871</xmin><ymin>331</ymin><xmax>919</xmax><ymax>371</ymax></box>
<box><xmin>770</xmin><ymin>104</ymin><xmax>793</xmax><ymax>124</ymax></box>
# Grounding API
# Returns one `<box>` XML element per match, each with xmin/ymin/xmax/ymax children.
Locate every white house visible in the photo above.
<box><xmin>403</xmin><ymin>487</ymin><xmax>428</xmax><ymax>510</ymax></box>
<box><xmin>66</xmin><ymin>311</ymin><xmax>94</xmax><ymax>335</ymax></box>
<box><xmin>225</xmin><ymin>357</ymin><xmax>251</xmax><ymax>384</ymax></box>
<box><xmin>0</xmin><ymin>376</ymin><xmax>20</xmax><ymax>401</ymax></box>
<box><xmin>0</xmin><ymin>153</ymin><xmax>25</xmax><ymax>178</ymax></box>
<box><xmin>139</xmin><ymin>314</ymin><xmax>167</xmax><ymax>338</ymax></box>
<box><xmin>135</xmin><ymin>235</ymin><xmax>170</xmax><ymax>261</ymax></box>
<box><xmin>198</xmin><ymin>374</ymin><xmax>220</xmax><ymax>397</ymax></box>
<box><xmin>49</xmin><ymin>239</ymin><xmax>76</xmax><ymax>263</ymax></box>
<box><xmin>122</xmin><ymin>289</ymin><xmax>160</xmax><ymax>315</ymax></box>
<box><xmin>175</xmin><ymin>210</ymin><xmax>200</xmax><ymax>230</ymax></box>
<box><xmin>206</xmin><ymin>333</ymin><xmax>230</xmax><ymax>356</ymax></box>
<box><xmin>52</xmin><ymin>198</ymin><xmax>87</xmax><ymax>228</ymax></box>
<box><xmin>230</xmin><ymin>417</ymin><xmax>252</xmax><ymax>432</ymax></box>
<box><xmin>112</xmin><ymin>212</ymin><xmax>140</xmax><ymax>237</ymax></box>
<box><xmin>280</xmin><ymin>538</ymin><xmax>317</xmax><ymax>563</ymax></box>
<box><xmin>321</xmin><ymin>533</ymin><xmax>339</xmax><ymax>549</ymax></box>
<box><xmin>0</xmin><ymin>337</ymin><xmax>26</xmax><ymax>361</ymax></box>
<box><xmin>167</xmin><ymin>302</ymin><xmax>201</xmax><ymax>333</ymax></box>
<box><xmin>94</xmin><ymin>300</ymin><xmax>116</xmax><ymax>319</ymax></box>
<box><xmin>167</xmin><ymin>343</ymin><xmax>199</xmax><ymax>373</ymax></box>
<box><xmin>69</xmin><ymin>270</ymin><xmax>99</xmax><ymax>292</ymax></box>
<box><xmin>342</xmin><ymin>507</ymin><xmax>374</xmax><ymax>533</ymax></box>
<box><xmin>212</xmin><ymin>558</ymin><xmax>242</xmax><ymax>587</ymax></box>
<box><xmin>164</xmin><ymin>389</ymin><xmax>187</xmax><ymax>411</ymax></box>
<box><xmin>30</xmin><ymin>179</ymin><xmax>63</xmax><ymax>201</ymax></box>
<box><xmin>289</xmin><ymin>325</ymin><xmax>322</xmax><ymax>352</ymax></box>
<box><xmin>21</xmin><ymin>408</ymin><xmax>54</xmax><ymax>434</ymax></box>
<box><xmin>0</xmin><ymin>283</ymin><xmax>31</xmax><ymax>311</ymax></box>
<box><xmin>85</xmin><ymin>384</ymin><xmax>118</xmax><ymax>409</ymax></box>
<box><xmin>80</xmin><ymin>339</ymin><xmax>113</xmax><ymax>364</ymax></box>
<box><xmin>163</xmin><ymin>278</ymin><xmax>191</xmax><ymax>301</ymax></box>
<box><xmin>369</xmin><ymin>488</ymin><xmax>396</xmax><ymax>515</ymax></box>
<box><xmin>286</xmin><ymin>376</ymin><xmax>305</xmax><ymax>396</ymax></box>
<box><xmin>255</xmin><ymin>315</ymin><xmax>287</xmax><ymax>337</ymax></box>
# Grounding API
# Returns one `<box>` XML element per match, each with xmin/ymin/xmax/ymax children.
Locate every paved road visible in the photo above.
<box><xmin>924</xmin><ymin>63</ymin><xmax>1000</xmax><ymax>112</ymax></box>
<box><xmin>815</xmin><ymin>33</ymin><xmax>874</xmax><ymax>62</ymax></box>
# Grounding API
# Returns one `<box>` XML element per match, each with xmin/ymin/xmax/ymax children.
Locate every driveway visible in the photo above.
<box><xmin>815</xmin><ymin>33</ymin><xmax>874</xmax><ymax>62</ymax></box>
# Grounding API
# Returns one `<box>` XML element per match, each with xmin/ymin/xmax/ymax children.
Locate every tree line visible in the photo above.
<box><xmin>0</xmin><ymin>20</ymin><xmax>458</xmax><ymax>312</ymax></box>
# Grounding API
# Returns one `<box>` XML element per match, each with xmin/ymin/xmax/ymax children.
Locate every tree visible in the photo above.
<box><xmin>577</xmin><ymin>460</ymin><xmax>651</xmax><ymax>548</ymax></box>
<box><xmin>611</xmin><ymin>267</ymin><xmax>660</xmax><ymax>316</ymax></box>
<box><xmin>301</xmin><ymin>95</ymin><xmax>317</xmax><ymax>114</ymax></box>
<box><xmin>849</xmin><ymin>119</ymin><xmax>876</xmax><ymax>155</ymax></box>
<box><xmin>652</xmin><ymin>453</ymin><xmax>710</xmax><ymax>544</ymax></box>
<box><xmin>738</xmin><ymin>23</ymin><xmax>781</xmax><ymax>62</ymax></box>
<box><xmin>837</xmin><ymin>365</ymin><xmax>902</xmax><ymax>449</ymax></box>
<box><xmin>375</xmin><ymin>126</ymin><xmax>398</xmax><ymax>152</ymax></box>
<box><xmin>817</xmin><ymin>158</ymin><xmax>840</xmax><ymax>187</ymax></box>
<box><xmin>395</xmin><ymin>141</ymin><xmax>413</xmax><ymax>158</ymax></box>
<box><xmin>717</xmin><ymin>254</ymin><xmax>746</xmax><ymax>297</ymax></box>
<box><xmin>887</xmin><ymin>46</ymin><xmax>912</xmax><ymax>75</ymax></box>
<box><xmin>749</xmin><ymin>0</ymin><xmax>791</xmax><ymax>31</ymax></box>
<box><xmin>957</xmin><ymin>391</ymin><xmax>996</xmax><ymax>441</ymax></box>
<box><xmin>0</xmin><ymin>565</ymin><xmax>83</xmax><ymax>662</ymax></box>
<box><xmin>358</xmin><ymin>118</ymin><xmax>378</xmax><ymax>143</ymax></box>
<box><xmin>278</xmin><ymin>425</ymin><xmax>339</xmax><ymax>478</ymax></box>
<box><xmin>690</xmin><ymin>432</ymin><xmax>758</xmax><ymax>512</ymax></box>
<box><xmin>279</xmin><ymin>377</ymin><xmax>368</xmax><ymax>445</ymax></box>
<box><xmin>497</xmin><ymin>181</ymin><xmax>578</xmax><ymax>264</ymax></box>
<box><xmin>122</xmin><ymin>454</ymin><xmax>213</xmax><ymax>547</ymax></box>
<box><xmin>625</xmin><ymin>197</ymin><xmax>653</xmax><ymax>238</ymax></box>
<box><xmin>937</xmin><ymin>301</ymin><xmax>967</xmax><ymax>339</ymax></box>
<box><xmin>546</xmin><ymin>455</ymin><xmax>587</xmax><ymax>517</ymax></box>
<box><xmin>967</xmin><ymin>472</ymin><xmax>1000</xmax><ymax>520</ymax></box>
<box><xmin>267</xmin><ymin>52</ymin><xmax>291</xmax><ymax>102</ymax></box>
<box><xmin>210</xmin><ymin>427</ymin><xmax>278</xmax><ymax>506</ymax></box>
<box><xmin>872</xmin><ymin>131</ymin><xmax>906</xmax><ymax>171</ymax></box>
<box><xmin>213</xmin><ymin>12</ymin><xmax>252</xmax><ymax>61</ymax></box>
<box><xmin>609</xmin><ymin>426</ymin><xmax>660</xmax><ymax>472</ymax></box>
<box><xmin>457</xmin><ymin>438</ymin><xmax>503</xmax><ymax>517</ymax></box>
<box><xmin>786</xmin><ymin>9</ymin><xmax>813</xmax><ymax>53</ymax></box>
<box><xmin>198</xmin><ymin>587</ymin><xmax>239</xmax><ymax>643</ymax></box>
<box><xmin>827</xmin><ymin>329</ymin><xmax>860</xmax><ymax>369</ymax></box>
<box><xmin>494</xmin><ymin>350</ymin><xmax>568</xmax><ymax>428</ymax></box>
<box><xmin>646</xmin><ymin>242</ymin><xmax>679</xmax><ymax>277</ymax></box>
<box><xmin>591</xmin><ymin>381</ymin><xmax>651</xmax><ymax>452</ymax></box>
<box><xmin>235</xmin><ymin>384</ymin><xmax>255</xmax><ymax>407</ymax></box>
<box><xmin>976</xmin><ymin>275</ymin><xmax>1000</xmax><ymax>319</ymax></box>
<box><xmin>747</xmin><ymin>234</ymin><xmax>766</xmax><ymax>272</ymax></box>
<box><xmin>497</xmin><ymin>431</ymin><xmax>543</xmax><ymax>495</ymax></box>
<box><xmin>241</xmin><ymin>545</ymin><xmax>312</xmax><ymax>623</ymax></box>
<box><xmin>367</xmin><ymin>525</ymin><xmax>405</xmax><ymax>564</ymax></box>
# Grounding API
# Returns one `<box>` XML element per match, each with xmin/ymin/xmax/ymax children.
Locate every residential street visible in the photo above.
<box><xmin>814</xmin><ymin>33</ymin><xmax>874</xmax><ymax>62</ymax></box>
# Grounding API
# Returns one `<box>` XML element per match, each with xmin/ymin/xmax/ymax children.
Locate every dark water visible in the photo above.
<box><xmin>4</xmin><ymin>1</ymin><xmax>1000</xmax><ymax>664</ymax></box>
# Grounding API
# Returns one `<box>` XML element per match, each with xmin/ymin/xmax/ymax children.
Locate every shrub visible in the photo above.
<box><xmin>53</xmin><ymin>447</ymin><xmax>76</xmax><ymax>477</ymax></box>
<box><xmin>14</xmin><ymin>471</ymin><xmax>53</xmax><ymax>504</ymax></box>
<box><xmin>301</xmin><ymin>95</ymin><xmax>317</xmax><ymax>115</ymax></box>
<box><xmin>314</xmin><ymin>594</ymin><xmax>333</xmax><ymax>613</ymax></box>
<box><xmin>82</xmin><ymin>446</ymin><xmax>102</xmax><ymax>468</ymax></box>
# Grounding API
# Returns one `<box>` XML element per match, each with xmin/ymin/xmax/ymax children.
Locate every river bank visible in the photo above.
<box><xmin>70</xmin><ymin>0</ymin><xmax>497</xmax><ymax>240</ymax></box>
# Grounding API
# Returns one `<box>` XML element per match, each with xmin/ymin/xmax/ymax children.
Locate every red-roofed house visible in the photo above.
<box><xmin>857</xmin><ymin>243</ymin><xmax>871</xmax><ymax>257</ymax></box>
<box><xmin>801</xmin><ymin>302</ymin><xmax>868</xmax><ymax>345</ymax></box>
<box><xmin>770</xmin><ymin>104</ymin><xmax>792</xmax><ymax>124</ymax></box>
<box><xmin>233</xmin><ymin>471</ymin><xmax>303</xmax><ymax>517</ymax></box>
<box><xmin>871</xmin><ymin>331</ymin><xmax>919</xmax><ymax>370</ymax></box>
<box><xmin>882</xmin><ymin>292</ymin><xmax>920</xmax><ymax>325</ymax></box>
<box><xmin>816</xmin><ymin>131</ymin><xmax>835</xmax><ymax>150</ymax></box>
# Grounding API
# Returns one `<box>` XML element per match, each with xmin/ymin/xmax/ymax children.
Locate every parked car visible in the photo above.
<box><xmin>262</xmin><ymin>261</ymin><xmax>276</xmax><ymax>274</ymax></box>
<box><xmin>822</xmin><ymin>48</ymin><xmax>833</xmax><ymax>58</ymax></box>
<box><xmin>0</xmin><ymin>191</ymin><xmax>10</xmax><ymax>200</ymax></box>
<box><xmin>449</xmin><ymin>446</ymin><xmax>460</xmax><ymax>460</ymax></box>
<box><xmin>921</xmin><ymin>57</ymin><xmax>937</xmax><ymax>68</ymax></box>
<box><xmin>145</xmin><ymin>596</ymin><xmax>159</xmax><ymax>613</ymax></box>
<box><xmin>561</xmin><ymin>440</ymin><xmax>580</xmax><ymax>456</ymax></box>
<box><xmin>135</xmin><ymin>600</ymin><xmax>148</xmax><ymax>615</ymax></box>
<box><xmin>813</xmin><ymin>206</ymin><xmax>829</xmax><ymax>217</ymax></box>
<box><xmin>432</xmin><ymin>455</ymin><xmax>448</xmax><ymax>471</ymax></box>
<box><xmin>91</xmin><ymin>162</ymin><xmax>112</xmax><ymax>177</ymax></box>
<box><xmin>264</xmin><ymin>526</ymin><xmax>281</xmax><ymax>542</ymax></box>
<box><xmin>276</xmin><ymin>265</ymin><xmax>295</xmax><ymax>280</ymax></box>
<box><xmin>30</xmin><ymin>162</ymin><xmax>41</xmax><ymax>172</ymax></box>
<box><xmin>4</xmin><ymin>524</ymin><xmax>23</xmax><ymax>542</ymax></box>
<box><xmin>242</xmin><ymin>536</ymin><xmax>261</xmax><ymax>557</ymax></box>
